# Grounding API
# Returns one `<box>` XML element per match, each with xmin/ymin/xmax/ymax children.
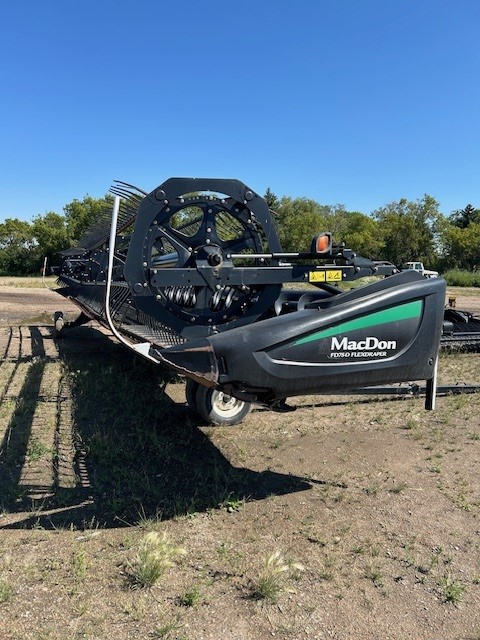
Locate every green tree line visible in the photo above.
<box><xmin>0</xmin><ymin>191</ymin><xmax>478</xmax><ymax>276</ymax></box>
<box><xmin>266</xmin><ymin>191</ymin><xmax>479</xmax><ymax>273</ymax></box>
<box><xmin>0</xmin><ymin>195</ymin><xmax>113</xmax><ymax>275</ymax></box>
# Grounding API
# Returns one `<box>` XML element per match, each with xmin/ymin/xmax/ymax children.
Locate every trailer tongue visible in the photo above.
<box><xmin>54</xmin><ymin>177</ymin><xmax>446</xmax><ymax>424</ymax></box>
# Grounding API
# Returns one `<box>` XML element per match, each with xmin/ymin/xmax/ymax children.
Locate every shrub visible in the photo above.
<box><xmin>443</xmin><ymin>269</ymin><xmax>480</xmax><ymax>287</ymax></box>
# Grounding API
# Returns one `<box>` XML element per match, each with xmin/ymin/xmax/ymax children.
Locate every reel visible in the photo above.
<box><xmin>122</xmin><ymin>178</ymin><xmax>283</xmax><ymax>338</ymax></box>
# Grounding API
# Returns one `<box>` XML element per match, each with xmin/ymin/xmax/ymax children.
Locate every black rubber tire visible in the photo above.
<box><xmin>195</xmin><ymin>385</ymin><xmax>252</xmax><ymax>426</ymax></box>
<box><xmin>185</xmin><ymin>378</ymin><xmax>200</xmax><ymax>410</ymax></box>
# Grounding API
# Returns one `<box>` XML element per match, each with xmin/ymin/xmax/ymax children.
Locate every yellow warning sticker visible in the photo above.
<box><xmin>308</xmin><ymin>270</ymin><xmax>342</xmax><ymax>283</ymax></box>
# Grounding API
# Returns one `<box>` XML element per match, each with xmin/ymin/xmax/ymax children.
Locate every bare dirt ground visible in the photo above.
<box><xmin>0</xmin><ymin>280</ymin><xmax>479</xmax><ymax>640</ymax></box>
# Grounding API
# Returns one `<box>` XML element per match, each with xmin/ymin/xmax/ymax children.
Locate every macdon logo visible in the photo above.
<box><xmin>331</xmin><ymin>336</ymin><xmax>397</xmax><ymax>351</ymax></box>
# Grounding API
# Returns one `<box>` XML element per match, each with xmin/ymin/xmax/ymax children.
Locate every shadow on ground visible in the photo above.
<box><xmin>0</xmin><ymin>324</ymin><xmax>314</xmax><ymax>530</ymax></box>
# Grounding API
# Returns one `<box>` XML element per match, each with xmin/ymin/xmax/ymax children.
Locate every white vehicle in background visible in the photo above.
<box><xmin>402</xmin><ymin>261</ymin><xmax>439</xmax><ymax>279</ymax></box>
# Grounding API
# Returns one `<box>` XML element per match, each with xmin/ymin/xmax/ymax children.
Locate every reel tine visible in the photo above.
<box><xmin>110</xmin><ymin>184</ymin><xmax>144</xmax><ymax>199</ymax></box>
<box><xmin>112</xmin><ymin>180</ymin><xmax>148</xmax><ymax>196</ymax></box>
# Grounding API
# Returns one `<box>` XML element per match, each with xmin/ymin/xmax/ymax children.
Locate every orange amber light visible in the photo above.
<box><xmin>316</xmin><ymin>233</ymin><xmax>331</xmax><ymax>254</ymax></box>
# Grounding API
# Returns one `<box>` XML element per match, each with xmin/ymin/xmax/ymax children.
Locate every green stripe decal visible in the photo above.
<box><xmin>294</xmin><ymin>300</ymin><xmax>423</xmax><ymax>346</ymax></box>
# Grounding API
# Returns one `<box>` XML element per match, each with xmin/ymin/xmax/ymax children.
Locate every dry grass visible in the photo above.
<box><xmin>0</xmin><ymin>276</ymin><xmax>57</xmax><ymax>288</ymax></box>
<box><xmin>126</xmin><ymin>532</ymin><xmax>186</xmax><ymax>588</ymax></box>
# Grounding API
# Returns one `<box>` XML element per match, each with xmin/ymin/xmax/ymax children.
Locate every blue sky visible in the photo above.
<box><xmin>1</xmin><ymin>0</ymin><xmax>479</xmax><ymax>222</ymax></box>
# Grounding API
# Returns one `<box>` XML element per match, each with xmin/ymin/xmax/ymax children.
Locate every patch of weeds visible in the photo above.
<box><xmin>172</xmin><ymin>494</ymin><xmax>199</xmax><ymax>519</ymax></box>
<box><xmin>269</xmin><ymin>436</ymin><xmax>284</xmax><ymax>449</ymax></box>
<box><xmin>318</xmin><ymin>553</ymin><xmax>336</xmax><ymax>582</ymax></box>
<box><xmin>82</xmin><ymin>516</ymin><xmax>101</xmax><ymax>534</ymax></box>
<box><xmin>438</xmin><ymin>477</ymin><xmax>477</xmax><ymax>511</ymax></box>
<box><xmin>27</xmin><ymin>437</ymin><xmax>51</xmax><ymax>463</ymax></box>
<box><xmin>220</xmin><ymin>495</ymin><xmax>245</xmax><ymax>513</ymax></box>
<box><xmin>136</xmin><ymin>506</ymin><xmax>163</xmax><ymax>531</ymax></box>
<box><xmin>468</xmin><ymin>432</ymin><xmax>480</xmax><ymax>441</ymax></box>
<box><xmin>29</xmin><ymin>631</ymin><xmax>56</xmax><ymax>640</ymax></box>
<box><xmin>451</xmin><ymin>394</ymin><xmax>469</xmax><ymax>410</ymax></box>
<box><xmin>401</xmin><ymin>536</ymin><xmax>419</xmax><ymax>567</ymax></box>
<box><xmin>217</xmin><ymin>542</ymin><xmax>245</xmax><ymax>577</ymax></box>
<box><xmin>70</xmin><ymin>549</ymin><xmax>88</xmax><ymax>582</ymax></box>
<box><xmin>126</xmin><ymin>532</ymin><xmax>186</xmax><ymax>588</ymax></box>
<box><xmin>121</xmin><ymin>594</ymin><xmax>149</xmax><ymax>620</ymax></box>
<box><xmin>428</xmin><ymin>426</ymin><xmax>445</xmax><ymax>444</ymax></box>
<box><xmin>402</xmin><ymin>536</ymin><xmax>417</xmax><ymax>553</ymax></box>
<box><xmin>0</xmin><ymin>576</ymin><xmax>14</xmax><ymax>603</ymax></box>
<box><xmin>352</xmin><ymin>544</ymin><xmax>365</xmax><ymax>555</ymax></box>
<box><xmin>403</xmin><ymin>418</ymin><xmax>417</xmax><ymax>431</ymax></box>
<box><xmin>440</xmin><ymin>572</ymin><xmax>466</xmax><ymax>604</ymax></box>
<box><xmin>451</xmin><ymin>476</ymin><xmax>477</xmax><ymax>511</ymax></box>
<box><xmin>251</xmin><ymin>550</ymin><xmax>304</xmax><ymax>603</ymax></box>
<box><xmin>389</xmin><ymin>482</ymin><xmax>407</xmax><ymax>494</ymax></box>
<box><xmin>40</xmin><ymin>556</ymin><xmax>62</xmax><ymax>580</ymax></box>
<box><xmin>364</xmin><ymin>563</ymin><xmax>384</xmax><ymax>588</ymax></box>
<box><xmin>177</xmin><ymin>584</ymin><xmax>202</xmax><ymax>607</ymax></box>
<box><xmin>427</xmin><ymin>546</ymin><xmax>443</xmax><ymax>573</ymax></box>
<box><xmin>352</xmin><ymin>539</ymin><xmax>379</xmax><ymax>558</ymax></box>
<box><xmin>363</xmin><ymin>483</ymin><xmax>380</xmax><ymax>497</ymax></box>
<box><xmin>153</xmin><ymin>615</ymin><xmax>183</xmax><ymax>638</ymax></box>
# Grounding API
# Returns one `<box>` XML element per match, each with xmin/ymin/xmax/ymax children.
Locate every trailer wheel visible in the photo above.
<box><xmin>185</xmin><ymin>378</ymin><xmax>200</xmax><ymax>410</ymax></box>
<box><xmin>53</xmin><ymin>311</ymin><xmax>65</xmax><ymax>338</ymax></box>
<box><xmin>195</xmin><ymin>385</ymin><xmax>251</xmax><ymax>426</ymax></box>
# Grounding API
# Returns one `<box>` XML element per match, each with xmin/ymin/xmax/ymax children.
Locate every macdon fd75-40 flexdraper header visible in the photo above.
<box><xmin>53</xmin><ymin>177</ymin><xmax>448</xmax><ymax>425</ymax></box>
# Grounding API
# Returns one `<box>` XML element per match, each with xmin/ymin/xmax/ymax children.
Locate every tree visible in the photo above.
<box><xmin>264</xmin><ymin>188</ymin><xmax>280</xmax><ymax>210</ymax></box>
<box><xmin>438</xmin><ymin>202</ymin><xmax>480</xmax><ymax>271</ymax></box>
<box><xmin>372</xmin><ymin>195</ymin><xmax>442</xmax><ymax>267</ymax></box>
<box><xmin>273</xmin><ymin>196</ymin><xmax>331</xmax><ymax>251</ymax></box>
<box><xmin>0</xmin><ymin>218</ymin><xmax>39</xmax><ymax>275</ymax></box>
<box><xmin>0</xmin><ymin>193</ymin><xmax>115</xmax><ymax>275</ymax></box>
<box><xmin>32</xmin><ymin>212</ymin><xmax>70</xmax><ymax>264</ymax></box>
<box><xmin>265</xmin><ymin>195</ymin><xmax>381</xmax><ymax>258</ymax></box>
<box><xmin>341</xmin><ymin>212</ymin><xmax>382</xmax><ymax>259</ymax></box>
<box><xmin>450</xmin><ymin>204</ymin><xmax>480</xmax><ymax>229</ymax></box>
<box><xmin>438</xmin><ymin>220</ymin><xmax>480</xmax><ymax>271</ymax></box>
<box><xmin>63</xmin><ymin>194</ymin><xmax>114</xmax><ymax>242</ymax></box>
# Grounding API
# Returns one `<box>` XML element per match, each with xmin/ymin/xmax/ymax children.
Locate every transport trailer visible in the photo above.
<box><xmin>54</xmin><ymin>177</ymin><xmax>447</xmax><ymax>425</ymax></box>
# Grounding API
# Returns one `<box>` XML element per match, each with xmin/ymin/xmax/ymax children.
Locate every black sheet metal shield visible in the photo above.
<box><xmin>160</xmin><ymin>272</ymin><xmax>446</xmax><ymax>399</ymax></box>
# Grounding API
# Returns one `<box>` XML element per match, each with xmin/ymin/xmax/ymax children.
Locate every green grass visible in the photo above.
<box><xmin>440</xmin><ymin>572</ymin><xmax>466</xmax><ymax>604</ymax></box>
<box><xmin>443</xmin><ymin>269</ymin><xmax>480</xmax><ymax>287</ymax></box>
<box><xmin>177</xmin><ymin>584</ymin><xmax>202</xmax><ymax>607</ymax></box>
<box><xmin>0</xmin><ymin>577</ymin><xmax>14</xmax><ymax>603</ymax></box>
<box><xmin>153</xmin><ymin>616</ymin><xmax>184</xmax><ymax>638</ymax></box>
<box><xmin>27</xmin><ymin>438</ymin><xmax>51</xmax><ymax>463</ymax></box>
<box><xmin>364</xmin><ymin>563</ymin><xmax>384</xmax><ymax>588</ymax></box>
<box><xmin>220</xmin><ymin>496</ymin><xmax>245</xmax><ymax>513</ymax></box>
<box><xmin>70</xmin><ymin>549</ymin><xmax>88</xmax><ymax>582</ymax></box>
